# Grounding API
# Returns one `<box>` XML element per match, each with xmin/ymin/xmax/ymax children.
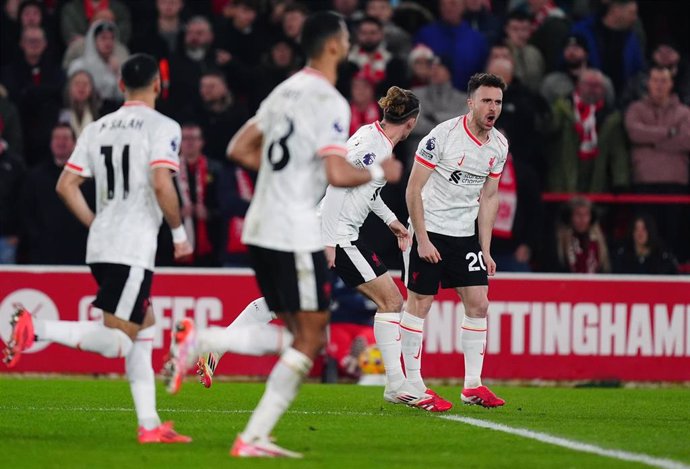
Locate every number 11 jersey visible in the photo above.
<box><xmin>242</xmin><ymin>67</ymin><xmax>350</xmax><ymax>252</ymax></box>
<box><xmin>65</xmin><ymin>101</ymin><xmax>182</xmax><ymax>270</ymax></box>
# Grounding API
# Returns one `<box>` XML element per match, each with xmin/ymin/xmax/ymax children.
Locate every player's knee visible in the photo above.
<box><xmin>467</xmin><ymin>298</ymin><xmax>489</xmax><ymax>317</ymax></box>
<box><xmin>379</xmin><ymin>291</ymin><xmax>404</xmax><ymax>313</ymax></box>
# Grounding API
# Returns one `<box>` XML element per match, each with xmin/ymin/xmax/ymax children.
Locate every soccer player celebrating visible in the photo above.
<box><xmin>165</xmin><ymin>11</ymin><xmax>402</xmax><ymax>458</ymax></box>
<box><xmin>321</xmin><ymin>86</ymin><xmax>451</xmax><ymax>412</ymax></box>
<box><xmin>2</xmin><ymin>54</ymin><xmax>193</xmax><ymax>442</ymax></box>
<box><xmin>404</xmin><ymin>73</ymin><xmax>508</xmax><ymax>408</ymax></box>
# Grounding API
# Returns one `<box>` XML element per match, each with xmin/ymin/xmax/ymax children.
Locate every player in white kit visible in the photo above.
<box><xmin>164</xmin><ymin>12</ymin><xmax>402</xmax><ymax>458</ymax></box>
<box><xmin>404</xmin><ymin>73</ymin><xmax>508</xmax><ymax>408</ymax></box>
<box><xmin>321</xmin><ymin>86</ymin><xmax>449</xmax><ymax>412</ymax></box>
<box><xmin>2</xmin><ymin>54</ymin><xmax>193</xmax><ymax>442</ymax></box>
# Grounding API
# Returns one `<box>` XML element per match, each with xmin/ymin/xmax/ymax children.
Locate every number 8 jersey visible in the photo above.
<box><xmin>65</xmin><ymin>101</ymin><xmax>182</xmax><ymax>270</ymax></box>
<box><xmin>242</xmin><ymin>67</ymin><xmax>351</xmax><ymax>252</ymax></box>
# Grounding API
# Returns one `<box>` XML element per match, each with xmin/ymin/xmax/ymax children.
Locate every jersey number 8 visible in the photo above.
<box><xmin>267</xmin><ymin>118</ymin><xmax>294</xmax><ymax>171</ymax></box>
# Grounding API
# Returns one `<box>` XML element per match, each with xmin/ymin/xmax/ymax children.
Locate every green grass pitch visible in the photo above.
<box><xmin>1</xmin><ymin>377</ymin><xmax>689</xmax><ymax>468</ymax></box>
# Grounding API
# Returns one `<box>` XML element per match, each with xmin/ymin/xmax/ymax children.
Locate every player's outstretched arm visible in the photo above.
<box><xmin>406</xmin><ymin>161</ymin><xmax>440</xmax><ymax>263</ymax></box>
<box><xmin>227</xmin><ymin>117</ymin><xmax>262</xmax><ymax>171</ymax></box>
<box><xmin>152</xmin><ymin>167</ymin><xmax>192</xmax><ymax>259</ymax></box>
<box><xmin>478</xmin><ymin>176</ymin><xmax>500</xmax><ymax>276</ymax></box>
<box><xmin>56</xmin><ymin>170</ymin><xmax>95</xmax><ymax>228</ymax></box>
<box><xmin>324</xmin><ymin>154</ymin><xmax>402</xmax><ymax>187</ymax></box>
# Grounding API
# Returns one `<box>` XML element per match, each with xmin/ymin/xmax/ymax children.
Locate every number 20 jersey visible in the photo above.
<box><xmin>65</xmin><ymin>102</ymin><xmax>181</xmax><ymax>270</ymax></box>
<box><xmin>242</xmin><ymin>68</ymin><xmax>351</xmax><ymax>252</ymax></box>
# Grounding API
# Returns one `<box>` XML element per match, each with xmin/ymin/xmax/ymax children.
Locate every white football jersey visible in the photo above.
<box><xmin>414</xmin><ymin>114</ymin><xmax>509</xmax><ymax>237</ymax></box>
<box><xmin>66</xmin><ymin>102</ymin><xmax>181</xmax><ymax>269</ymax></box>
<box><xmin>321</xmin><ymin>121</ymin><xmax>397</xmax><ymax>246</ymax></box>
<box><xmin>242</xmin><ymin>67</ymin><xmax>350</xmax><ymax>252</ymax></box>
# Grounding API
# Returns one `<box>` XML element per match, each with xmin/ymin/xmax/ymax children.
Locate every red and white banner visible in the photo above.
<box><xmin>1</xmin><ymin>267</ymin><xmax>689</xmax><ymax>381</ymax></box>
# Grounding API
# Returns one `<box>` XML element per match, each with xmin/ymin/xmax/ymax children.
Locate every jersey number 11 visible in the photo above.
<box><xmin>101</xmin><ymin>145</ymin><xmax>130</xmax><ymax>200</ymax></box>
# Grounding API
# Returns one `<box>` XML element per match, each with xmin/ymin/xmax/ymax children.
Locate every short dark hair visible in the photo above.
<box><xmin>506</xmin><ymin>10</ymin><xmax>532</xmax><ymax>23</ymax></box>
<box><xmin>467</xmin><ymin>73</ymin><xmax>506</xmax><ymax>96</ymax></box>
<box><xmin>121</xmin><ymin>53</ymin><xmax>159</xmax><ymax>90</ymax></box>
<box><xmin>52</xmin><ymin>122</ymin><xmax>76</xmax><ymax>141</ymax></box>
<box><xmin>301</xmin><ymin>11</ymin><xmax>345</xmax><ymax>59</ymax></box>
<box><xmin>358</xmin><ymin>16</ymin><xmax>383</xmax><ymax>30</ymax></box>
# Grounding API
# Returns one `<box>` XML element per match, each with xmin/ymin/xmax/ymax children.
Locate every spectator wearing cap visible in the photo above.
<box><xmin>407</xmin><ymin>44</ymin><xmax>434</xmax><ymax>88</ymax></box>
<box><xmin>571</xmin><ymin>0</ymin><xmax>645</xmax><ymax>96</ymax></box>
<box><xmin>621</xmin><ymin>41</ymin><xmax>690</xmax><ymax>108</ymax></box>
<box><xmin>347</xmin><ymin>16</ymin><xmax>407</xmax><ymax>95</ymax></box>
<box><xmin>540</xmin><ymin>34</ymin><xmax>615</xmax><ymax>107</ymax></box>
<box><xmin>0</xmin><ymin>26</ymin><xmax>64</xmax><ymax>166</ymax></box>
<box><xmin>348</xmin><ymin>71</ymin><xmax>380</xmax><ymax>136</ymax></box>
<box><xmin>519</xmin><ymin>0</ymin><xmax>570</xmax><ymax>73</ymax></box>
<box><xmin>624</xmin><ymin>65</ymin><xmax>690</xmax><ymax>261</ymax></box>
<box><xmin>60</xmin><ymin>0</ymin><xmax>131</xmax><ymax>46</ymax></box>
<box><xmin>546</xmin><ymin>68</ymin><xmax>630</xmax><ymax>193</ymax></box>
<box><xmin>414</xmin><ymin>0</ymin><xmax>488</xmax><ymax>90</ymax></box>
<box><xmin>365</xmin><ymin>0</ymin><xmax>411</xmax><ymax>60</ymax></box>
<box><xmin>67</xmin><ymin>20</ymin><xmax>128</xmax><ymax>103</ymax></box>
<box><xmin>503</xmin><ymin>10</ymin><xmax>545</xmax><ymax>92</ymax></box>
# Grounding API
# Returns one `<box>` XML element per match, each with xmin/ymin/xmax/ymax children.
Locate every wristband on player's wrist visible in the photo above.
<box><xmin>367</xmin><ymin>164</ymin><xmax>384</xmax><ymax>181</ymax></box>
<box><xmin>171</xmin><ymin>225</ymin><xmax>188</xmax><ymax>243</ymax></box>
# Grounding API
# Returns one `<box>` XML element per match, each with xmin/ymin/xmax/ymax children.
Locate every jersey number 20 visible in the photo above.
<box><xmin>101</xmin><ymin>145</ymin><xmax>129</xmax><ymax>200</ymax></box>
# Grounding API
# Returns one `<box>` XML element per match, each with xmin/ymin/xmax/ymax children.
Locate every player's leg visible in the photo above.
<box><xmin>456</xmin><ymin>284</ymin><xmax>504</xmax><ymax>408</ymax></box>
<box><xmin>232</xmin><ymin>248</ymin><xmax>329</xmax><ymax>458</ymax></box>
<box><xmin>446</xmin><ymin>237</ymin><xmax>504</xmax><ymax>408</ymax></box>
<box><xmin>333</xmin><ymin>243</ymin><xmax>406</xmax><ymax>392</ymax></box>
<box><xmin>195</xmin><ymin>297</ymin><xmax>281</xmax><ymax>387</ymax></box>
<box><xmin>356</xmin><ymin>274</ymin><xmax>405</xmax><ymax>390</ymax></box>
<box><xmin>128</xmin><ymin>304</ymin><xmax>191</xmax><ymax>443</ymax></box>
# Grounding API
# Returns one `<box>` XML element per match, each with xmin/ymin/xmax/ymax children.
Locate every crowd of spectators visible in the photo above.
<box><xmin>0</xmin><ymin>0</ymin><xmax>688</xmax><ymax>275</ymax></box>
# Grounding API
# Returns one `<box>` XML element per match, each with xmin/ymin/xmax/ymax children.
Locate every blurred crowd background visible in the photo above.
<box><xmin>1</xmin><ymin>0</ymin><xmax>688</xmax><ymax>277</ymax></box>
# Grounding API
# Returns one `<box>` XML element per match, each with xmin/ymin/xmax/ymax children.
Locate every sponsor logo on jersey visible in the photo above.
<box><xmin>171</xmin><ymin>137</ymin><xmax>179</xmax><ymax>152</ymax></box>
<box><xmin>449</xmin><ymin>170</ymin><xmax>485</xmax><ymax>185</ymax></box>
<box><xmin>333</xmin><ymin>121</ymin><xmax>344</xmax><ymax>134</ymax></box>
<box><xmin>362</xmin><ymin>152</ymin><xmax>376</xmax><ymax>166</ymax></box>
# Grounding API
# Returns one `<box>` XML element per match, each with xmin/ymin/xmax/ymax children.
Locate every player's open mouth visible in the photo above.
<box><xmin>486</xmin><ymin>115</ymin><xmax>496</xmax><ymax>125</ymax></box>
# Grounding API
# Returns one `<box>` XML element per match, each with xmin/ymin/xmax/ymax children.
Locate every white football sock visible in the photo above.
<box><xmin>125</xmin><ymin>325</ymin><xmax>161</xmax><ymax>430</ymax></box>
<box><xmin>400</xmin><ymin>312</ymin><xmax>426</xmax><ymax>394</ymax></box>
<box><xmin>228</xmin><ymin>298</ymin><xmax>276</xmax><ymax>329</ymax></box>
<box><xmin>461</xmin><ymin>316</ymin><xmax>487</xmax><ymax>389</ymax></box>
<box><xmin>196</xmin><ymin>323</ymin><xmax>292</xmax><ymax>356</ymax></box>
<box><xmin>35</xmin><ymin>319</ymin><xmax>132</xmax><ymax>358</ymax></box>
<box><xmin>241</xmin><ymin>347</ymin><xmax>312</xmax><ymax>442</ymax></box>
<box><xmin>373</xmin><ymin>312</ymin><xmax>404</xmax><ymax>389</ymax></box>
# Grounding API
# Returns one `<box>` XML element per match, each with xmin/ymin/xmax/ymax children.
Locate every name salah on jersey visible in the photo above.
<box><xmin>99</xmin><ymin>118</ymin><xmax>145</xmax><ymax>132</ymax></box>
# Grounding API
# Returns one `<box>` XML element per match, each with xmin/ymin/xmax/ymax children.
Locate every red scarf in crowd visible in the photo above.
<box><xmin>349</xmin><ymin>102</ymin><xmax>380</xmax><ymax>136</ymax></box>
<box><xmin>226</xmin><ymin>167</ymin><xmax>254</xmax><ymax>254</ymax></box>
<box><xmin>566</xmin><ymin>232</ymin><xmax>602</xmax><ymax>273</ymax></box>
<box><xmin>349</xmin><ymin>46</ymin><xmax>390</xmax><ymax>85</ymax></box>
<box><xmin>531</xmin><ymin>0</ymin><xmax>559</xmax><ymax>30</ymax></box>
<box><xmin>492</xmin><ymin>153</ymin><xmax>517</xmax><ymax>239</ymax></box>
<box><xmin>573</xmin><ymin>91</ymin><xmax>604</xmax><ymax>160</ymax></box>
<box><xmin>178</xmin><ymin>155</ymin><xmax>213</xmax><ymax>260</ymax></box>
<box><xmin>83</xmin><ymin>0</ymin><xmax>110</xmax><ymax>21</ymax></box>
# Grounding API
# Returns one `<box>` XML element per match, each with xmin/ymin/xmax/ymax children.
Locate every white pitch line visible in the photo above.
<box><xmin>0</xmin><ymin>405</ymin><xmax>378</xmax><ymax>417</ymax></box>
<box><xmin>440</xmin><ymin>415</ymin><xmax>689</xmax><ymax>469</ymax></box>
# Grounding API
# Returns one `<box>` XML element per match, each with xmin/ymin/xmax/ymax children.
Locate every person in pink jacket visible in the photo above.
<box><xmin>624</xmin><ymin>64</ymin><xmax>690</xmax><ymax>263</ymax></box>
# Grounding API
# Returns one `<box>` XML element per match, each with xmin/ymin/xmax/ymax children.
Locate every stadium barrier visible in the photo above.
<box><xmin>1</xmin><ymin>267</ymin><xmax>689</xmax><ymax>382</ymax></box>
